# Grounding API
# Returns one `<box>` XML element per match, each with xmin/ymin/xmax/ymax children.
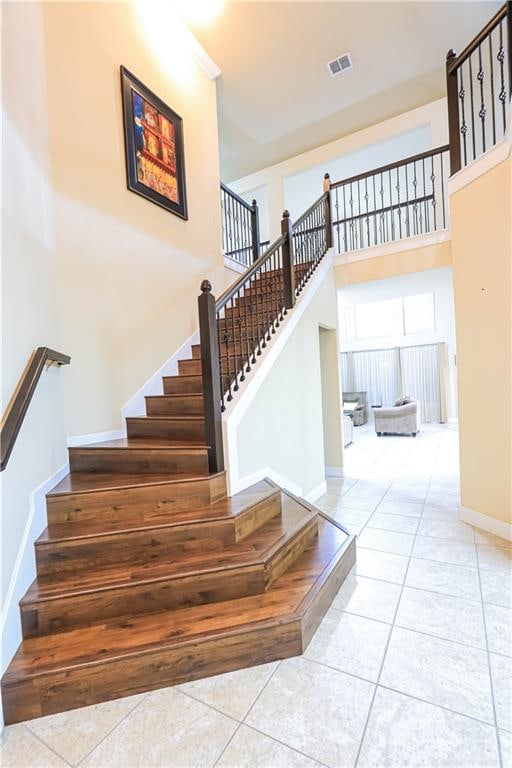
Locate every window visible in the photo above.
<box><xmin>404</xmin><ymin>293</ymin><xmax>435</xmax><ymax>335</ymax></box>
<box><xmin>355</xmin><ymin>298</ymin><xmax>396</xmax><ymax>339</ymax></box>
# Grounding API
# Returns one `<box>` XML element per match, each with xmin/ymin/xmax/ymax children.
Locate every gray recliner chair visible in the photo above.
<box><xmin>373</xmin><ymin>400</ymin><xmax>420</xmax><ymax>436</ymax></box>
<box><xmin>343</xmin><ymin>391</ymin><xmax>368</xmax><ymax>426</ymax></box>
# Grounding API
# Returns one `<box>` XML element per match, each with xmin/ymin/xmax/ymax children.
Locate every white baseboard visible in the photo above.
<box><xmin>1</xmin><ymin>462</ymin><xmax>69</xmax><ymax>678</ymax></box>
<box><xmin>121</xmin><ymin>330</ymin><xmax>199</xmax><ymax>420</ymax></box>
<box><xmin>229</xmin><ymin>466</ymin><xmax>303</xmax><ymax>498</ymax></box>
<box><xmin>460</xmin><ymin>506</ymin><xmax>512</xmax><ymax>542</ymax></box>
<box><xmin>229</xmin><ymin>466</ymin><xmax>326</xmax><ymax>505</ymax></box>
<box><xmin>67</xmin><ymin>428</ymin><xmax>125</xmax><ymax>447</ymax></box>
<box><xmin>304</xmin><ymin>481</ymin><xmax>327</xmax><ymax>503</ymax></box>
<box><xmin>326</xmin><ymin>465</ymin><xmax>343</xmax><ymax>477</ymax></box>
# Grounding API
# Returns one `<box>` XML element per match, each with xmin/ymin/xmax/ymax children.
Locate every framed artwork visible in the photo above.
<box><xmin>120</xmin><ymin>66</ymin><xmax>188</xmax><ymax>219</ymax></box>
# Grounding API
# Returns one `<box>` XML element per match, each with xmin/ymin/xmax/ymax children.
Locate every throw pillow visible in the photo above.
<box><xmin>394</xmin><ymin>396</ymin><xmax>412</xmax><ymax>407</ymax></box>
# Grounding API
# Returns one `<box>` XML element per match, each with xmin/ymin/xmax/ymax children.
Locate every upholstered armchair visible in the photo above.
<box><xmin>343</xmin><ymin>391</ymin><xmax>368</xmax><ymax>426</ymax></box>
<box><xmin>373</xmin><ymin>400</ymin><xmax>420</xmax><ymax>436</ymax></box>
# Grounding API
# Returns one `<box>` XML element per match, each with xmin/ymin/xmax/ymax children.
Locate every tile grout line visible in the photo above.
<box><xmin>353</xmin><ymin>429</ymin><xmax>436</xmax><ymax>768</ymax></box>
<box><xmin>18</xmin><ymin>723</ymin><xmax>74</xmax><ymax>768</ymax></box>
<box><xmin>72</xmin><ymin>691</ymin><xmax>151</xmax><ymax>767</ymax></box>
<box><xmin>210</xmin><ymin>661</ymin><xmax>284</xmax><ymax>768</ymax></box>
<box><xmin>475</xmin><ymin>541</ymin><xmax>504</xmax><ymax>768</ymax></box>
<box><xmin>302</xmin><ymin>654</ymin><xmax>499</xmax><ymax>730</ymax></box>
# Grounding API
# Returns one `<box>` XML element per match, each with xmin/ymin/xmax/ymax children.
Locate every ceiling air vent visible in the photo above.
<box><xmin>326</xmin><ymin>52</ymin><xmax>353</xmax><ymax>78</ymax></box>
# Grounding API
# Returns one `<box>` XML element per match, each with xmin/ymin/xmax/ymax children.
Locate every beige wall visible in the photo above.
<box><xmin>42</xmin><ymin>2</ymin><xmax>223</xmax><ymax>437</ymax></box>
<box><xmin>1</xmin><ymin>2</ymin><xmax>69</xmax><ymax>604</ymax></box>
<box><xmin>1</xmin><ymin>1</ymin><xmax>222</xmax><ymax>602</ymax></box>
<box><xmin>234</xmin><ymin>267</ymin><xmax>343</xmax><ymax>497</ymax></box>
<box><xmin>334</xmin><ymin>239</ymin><xmax>452</xmax><ymax>286</ymax></box>
<box><xmin>450</xmin><ymin>153</ymin><xmax>512</xmax><ymax>527</ymax></box>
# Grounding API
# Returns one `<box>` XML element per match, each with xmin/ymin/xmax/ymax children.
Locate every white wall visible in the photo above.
<box><xmin>338</xmin><ymin>267</ymin><xmax>458</xmax><ymax>420</ymax></box>
<box><xmin>224</xmin><ymin>254</ymin><xmax>343</xmax><ymax>499</ymax></box>
<box><xmin>238</xmin><ymin>183</ymin><xmax>270</xmax><ymax>244</ymax></box>
<box><xmin>283</xmin><ymin>124</ymin><xmax>431</xmax><ymax>221</ymax></box>
<box><xmin>231</xmin><ymin>99</ymin><xmax>448</xmax><ymax>240</ymax></box>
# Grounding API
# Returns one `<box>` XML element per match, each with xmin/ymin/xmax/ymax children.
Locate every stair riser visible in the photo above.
<box><xmin>178</xmin><ymin>359</ymin><xmax>201</xmax><ymax>375</ymax></box>
<box><xmin>126</xmin><ymin>418</ymin><xmax>206</xmax><ymax>442</ymax></box>
<box><xmin>46</xmin><ymin>474</ymin><xmax>227</xmax><ymax>526</ymax></box>
<box><xmin>265</xmin><ymin>518</ymin><xmax>318</xmax><ymax>588</ymax></box>
<box><xmin>21</xmin><ymin>567</ymin><xmax>265</xmax><ymax>638</ymax></box>
<box><xmin>2</xmin><ymin>621</ymin><xmax>300</xmax><ymax>724</ymax></box>
<box><xmin>179</xmin><ymin>357</ymin><xmax>251</xmax><ymax>376</ymax></box>
<box><xmin>35</xmin><ymin>524</ymin><xmax>234</xmax><ymax>576</ymax></box>
<box><xmin>69</xmin><ymin>448</ymin><xmax>209</xmax><ymax>475</ymax></box>
<box><xmin>235</xmin><ymin>492</ymin><xmax>282</xmax><ymax>541</ymax></box>
<box><xmin>163</xmin><ymin>376</ymin><xmax>203</xmax><ymax>395</ymax></box>
<box><xmin>37</xmin><ymin>493</ymin><xmax>282</xmax><ymax>575</ymax></box>
<box><xmin>145</xmin><ymin>395</ymin><xmax>204</xmax><ymax>416</ymax></box>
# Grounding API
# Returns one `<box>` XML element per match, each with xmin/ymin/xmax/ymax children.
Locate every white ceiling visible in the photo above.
<box><xmin>191</xmin><ymin>1</ymin><xmax>501</xmax><ymax>180</ymax></box>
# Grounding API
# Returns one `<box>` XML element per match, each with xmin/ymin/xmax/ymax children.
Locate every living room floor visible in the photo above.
<box><xmin>2</xmin><ymin>425</ymin><xmax>511</xmax><ymax>768</ymax></box>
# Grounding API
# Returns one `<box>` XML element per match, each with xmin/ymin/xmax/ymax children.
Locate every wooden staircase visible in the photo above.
<box><xmin>1</xmin><ymin>268</ymin><xmax>355</xmax><ymax>726</ymax></box>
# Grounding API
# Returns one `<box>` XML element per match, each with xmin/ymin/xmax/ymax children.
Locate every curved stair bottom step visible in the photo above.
<box><xmin>1</xmin><ymin>518</ymin><xmax>355</xmax><ymax>725</ymax></box>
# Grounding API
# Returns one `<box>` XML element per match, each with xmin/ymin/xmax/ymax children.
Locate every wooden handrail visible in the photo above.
<box><xmin>220</xmin><ymin>181</ymin><xmax>254</xmax><ymax>212</ymax></box>
<box><xmin>0</xmin><ymin>347</ymin><xmax>70</xmax><ymax>471</ymax></box>
<box><xmin>330</xmin><ymin>145</ymin><xmax>449</xmax><ymax>189</ymax></box>
<box><xmin>446</xmin><ymin>3</ymin><xmax>508</xmax><ymax>74</ymax></box>
<box><xmin>292</xmin><ymin>191</ymin><xmax>329</xmax><ymax>231</ymax></box>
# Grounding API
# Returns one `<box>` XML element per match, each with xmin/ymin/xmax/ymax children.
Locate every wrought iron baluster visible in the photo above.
<box><xmin>342</xmin><ymin>184</ymin><xmax>348</xmax><ymax>252</ymax></box>
<box><xmin>422</xmin><ymin>158</ymin><xmax>429</xmax><ymax>232</ymax></box>
<box><xmin>478</xmin><ymin>44</ymin><xmax>486</xmax><ymax>153</ymax></box>
<box><xmin>364</xmin><ymin>177</ymin><xmax>370</xmax><ymax>247</ymax></box>
<box><xmin>489</xmin><ymin>31</ymin><xmax>497</xmax><ymax>146</ymax></box>
<box><xmin>264</xmin><ymin>261</ymin><xmax>271</xmax><ymax>342</ymax></box>
<box><xmin>334</xmin><ymin>187</ymin><xmax>341</xmax><ymax>252</ymax></box>
<box><xmin>498</xmin><ymin>20</ymin><xmax>507</xmax><ymax>133</ymax></box>
<box><xmin>459</xmin><ymin>66</ymin><xmax>468</xmax><ymax>166</ymax></box>
<box><xmin>216</xmin><ymin>315</ymin><xmax>225</xmax><ymax>413</ymax></box>
<box><xmin>396</xmin><ymin>166</ymin><xmax>402</xmax><ymax>239</ymax></box>
<box><xmin>349</xmin><ymin>183</ymin><xmax>354</xmax><ymax>250</ymax></box>
<box><xmin>388</xmin><ymin>170</ymin><xmax>395</xmax><ymax>241</ymax></box>
<box><xmin>232</xmin><ymin>294</ymin><xmax>240</xmax><ymax>392</ymax></box>
<box><xmin>404</xmin><ymin>163</ymin><xmax>411</xmax><ymax>238</ymax></box>
<box><xmin>372</xmin><ymin>175</ymin><xmax>377</xmax><ymax>246</ymax></box>
<box><xmin>441</xmin><ymin>151</ymin><xmax>447</xmax><ymax>228</ymax></box>
<box><xmin>430</xmin><ymin>154</ymin><xmax>437</xmax><ymax>231</ymax></box>
<box><xmin>468</xmin><ymin>56</ymin><xmax>477</xmax><ymax>160</ymax></box>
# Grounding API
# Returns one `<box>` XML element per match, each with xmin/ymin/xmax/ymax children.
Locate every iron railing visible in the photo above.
<box><xmin>330</xmin><ymin>146</ymin><xmax>450</xmax><ymax>254</ymax></box>
<box><xmin>198</xmin><ymin>191</ymin><xmax>332</xmax><ymax>472</ymax></box>
<box><xmin>446</xmin><ymin>2</ymin><xmax>511</xmax><ymax>174</ymax></box>
<box><xmin>220</xmin><ymin>182</ymin><xmax>263</xmax><ymax>267</ymax></box>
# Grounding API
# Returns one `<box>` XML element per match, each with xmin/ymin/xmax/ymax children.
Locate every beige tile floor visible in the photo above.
<box><xmin>2</xmin><ymin>425</ymin><xmax>511</xmax><ymax>768</ymax></box>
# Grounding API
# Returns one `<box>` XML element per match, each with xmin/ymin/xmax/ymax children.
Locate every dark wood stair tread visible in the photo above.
<box><xmin>40</xmin><ymin>480</ymin><xmax>277</xmax><ymax>542</ymax></box>
<box><xmin>5</xmin><ymin>517</ymin><xmax>350</xmax><ymax>683</ymax></box>
<box><xmin>48</xmin><ymin>471</ymin><xmax>223</xmax><ymax>496</ymax></box>
<box><xmin>23</xmin><ymin>494</ymin><xmax>316</xmax><ymax>601</ymax></box>
<box><xmin>70</xmin><ymin>438</ymin><xmax>209</xmax><ymax>450</ymax></box>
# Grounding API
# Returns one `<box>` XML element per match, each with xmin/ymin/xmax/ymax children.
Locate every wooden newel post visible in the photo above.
<box><xmin>323</xmin><ymin>172</ymin><xmax>333</xmax><ymax>249</ymax></box>
<box><xmin>198</xmin><ymin>280</ymin><xmax>224</xmax><ymax>473</ymax></box>
<box><xmin>251</xmin><ymin>199</ymin><xmax>261</xmax><ymax>263</ymax></box>
<box><xmin>281</xmin><ymin>210</ymin><xmax>295</xmax><ymax>310</ymax></box>
<box><xmin>446</xmin><ymin>49</ymin><xmax>461</xmax><ymax>176</ymax></box>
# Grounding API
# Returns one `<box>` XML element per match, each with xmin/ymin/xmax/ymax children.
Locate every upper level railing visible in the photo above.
<box><xmin>446</xmin><ymin>2</ymin><xmax>511</xmax><ymax>174</ymax></box>
<box><xmin>0</xmin><ymin>347</ymin><xmax>70</xmax><ymax>471</ymax></box>
<box><xmin>198</xmin><ymin>189</ymin><xmax>332</xmax><ymax>472</ymax></box>
<box><xmin>220</xmin><ymin>182</ymin><xmax>270</xmax><ymax>267</ymax></box>
<box><xmin>330</xmin><ymin>145</ymin><xmax>450</xmax><ymax>255</ymax></box>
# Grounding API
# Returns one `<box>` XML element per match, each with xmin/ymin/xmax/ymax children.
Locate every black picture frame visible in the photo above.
<box><xmin>120</xmin><ymin>66</ymin><xmax>188</xmax><ymax>220</ymax></box>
